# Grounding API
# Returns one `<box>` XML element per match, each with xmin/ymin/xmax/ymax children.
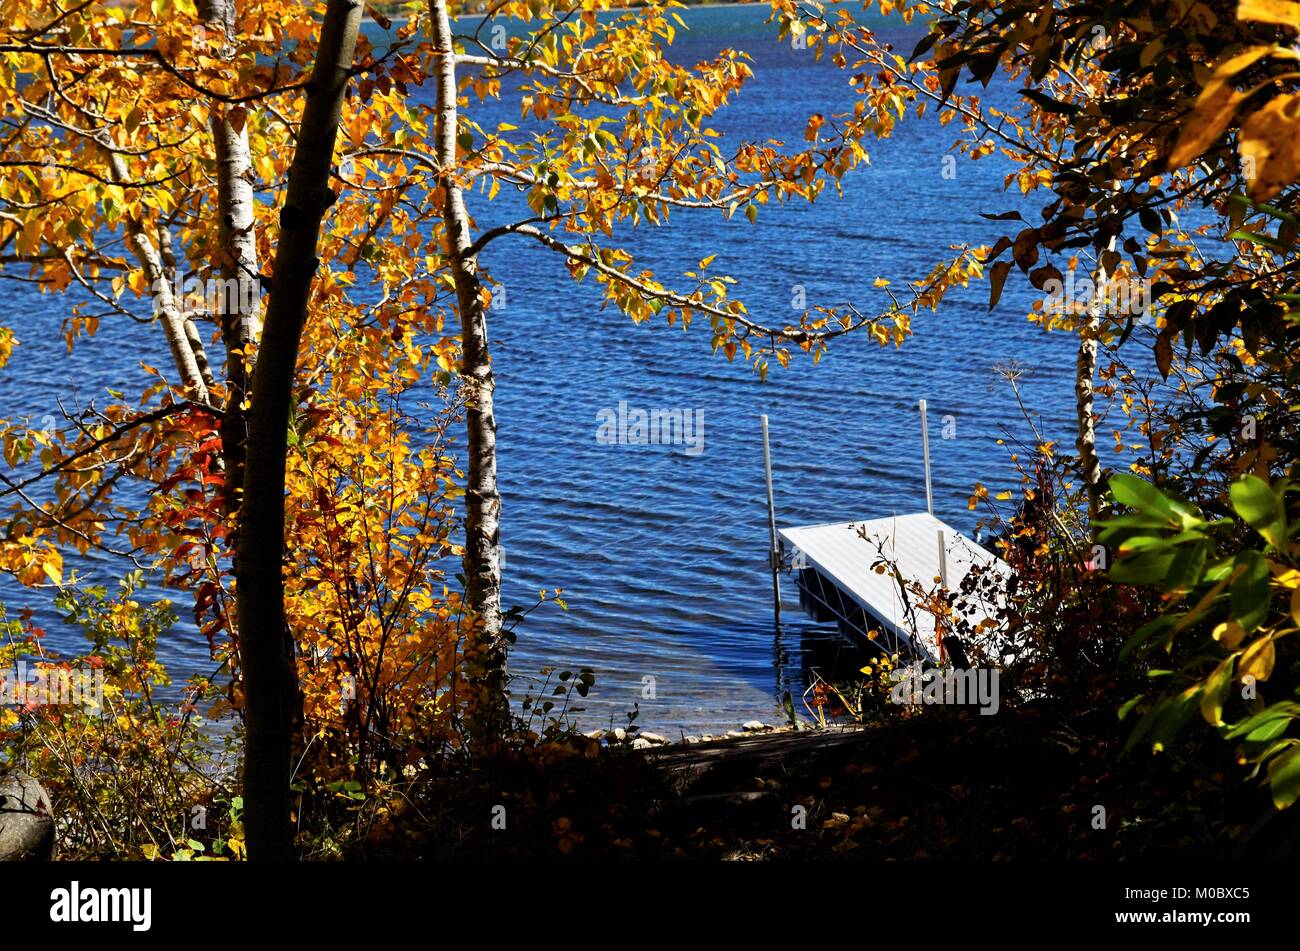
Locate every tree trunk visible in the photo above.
<box><xmin>157</xmin><ymin>218</ymin><xmax>219</xmax><ymax>393</ymax></box>
<box><xmin>1075</xmin><ymin>241</ymin><xmax>1114</xmax><ymax>530</ymax></box>
<box><xmin>1075</xmin><ymin>332</ymin><xmax>1101</xmax><ymax>523</ymax></box>
<box><xmin>200</xmin><ymin>0</ymin><xmax>262</xmax><ymax>518</ymax></box>
<box><xmin>429</xmin><ymin>0</ymin><xmax>506</xmax><ymax>729</ymax></box>
<box><xmin>237</xmin><ymin>0</ymin><xmax>361</xmax><ymax>861</ymax></box>
<box><xmin>105</xmin><ymin>149</ymin><xmax>212</xmax><ymax>403</ymax></box>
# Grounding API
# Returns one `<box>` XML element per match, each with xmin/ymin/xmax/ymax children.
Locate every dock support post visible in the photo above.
<box><xmin>937</xmin><ymin>529</ymin><xmax>949</xmax><ymax>589</ymax></box>
<box><xmin>919</xmin><ymin>398</ymin><xmax>933</xmax><ymax>515</ymax></box>
<box><xmin>761</xmin><ymin>414</ymin><xmax>781</xmax><ymax>626</ymax></box>
<box><xmin>936</xmin><ymin>528</ymin><xmax>950</xmax><ymax>664</ymax></box>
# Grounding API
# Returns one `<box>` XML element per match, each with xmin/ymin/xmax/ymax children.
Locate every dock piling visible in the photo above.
<box><xmin>919</xmin><ymin>398</ymin><xmax>933</xmax><ymax>515</ymax></box>
<box><xmin>761</xmin><ymin>414</ymin><xmax>782</xmax><ymax>627</ymax></box>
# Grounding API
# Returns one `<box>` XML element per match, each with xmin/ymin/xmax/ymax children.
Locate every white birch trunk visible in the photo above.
<box><xmin>430</xmin><ymin>0</ymin><xmax>505</xmax><ymax>709</ymax></box>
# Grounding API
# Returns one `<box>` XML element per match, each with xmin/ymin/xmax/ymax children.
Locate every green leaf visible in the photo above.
<box><xmin>1267</xmin><ymin>745</ymin><xmax>1300</xmax><ymax>809</ymax></box>
<box><xmin>1230</xmin><ymin>475</ymin><xmax>1286</xmax><ymax>549</ymax></box>
<box><xmin>1231</xmin><ymin>549</ymin><xmax>1271</xmax><ymax>632</ymax></box>
<box><xmin>1165</xmin><ymin>541</ymin><xmax>1208</xmax><ymax>593</ymax></box>
<box><xmin>1118</xmin><ymin>694</ymin><xmax>1145</xmax><ymax>720</ymax></box>
<box><xmin>1200</xmin><ymin>655</ymin><xmax>1235</xmax><ymax>726</ymax></box>
<box><xmin>1125</xmin><ymin>685</ymin><xmax>1200</xmax><ymax>753</ymax></box>
<box><xmin>1109</xmin><ymin>548</ymin><xmax>1177</xmax><ymax>586</ymax></box>
<box><xmin>1108</xmin><ymin>473</ymin><xmax>1201</xmax><ymax>528</ymax></box>
<box><xmin>1120</xmin><ymin>615</ymin><xmax>1173</xmax><ymax>660</ymax></box>
<box><xmin>1224</xmin><ymin>702</ymin><xmax>1300</xmax><ymax>739</ymax></box>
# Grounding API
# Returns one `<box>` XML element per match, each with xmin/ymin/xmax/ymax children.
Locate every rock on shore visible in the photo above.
<box><xmin>584</xmin><ymin>721</ymin><xmax>787</xmax><ymax>747</ymax></box>
<box><xmin>0</xmin><ymin>770</ymin><xmax>54</xmax><ymax>861</ymax></box>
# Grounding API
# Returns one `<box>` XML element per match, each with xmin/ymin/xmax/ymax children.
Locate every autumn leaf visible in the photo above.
<box><xmin>1168</xmin><ymin>81</ymin><xmax>1242</xmax><ymax>169</ymax></box>
<box><xmin>1154</xmin><ymin>326</ymin><xmax>1174</xmax><ymax>379</ymax></box>
<box><xmin>1238</xmin><ymin>0</ymin><xmax>1300</xmax><ymax>26</ymax></box>
<box><xmin>1011</xmin><ymin>228</ymin><xmax>1039</xmax><ymax>272</ymax></box>
<box><xmin>1240</xmin><ymin>92</ymin><xmax>1300</xmax><ymax>200</ymax></box>
<box><xmin>226</xmin><ymin>105</ymin><xmax>248</xmax><ymax>135</ymax></box>
<box><xmin>1268</xmin><ymin>746</ymin><xmax>1300</xmax><ymax>809</ymax></box>
<box><xmin>987</xmin><ymin>260</ymin><xmax>1012</xmax><ymax>311</ymax></box>
<box><xmin>1240</xmin><ymin>634</ymin><xmax>1276</xmax><ymax>682</ymax></box>
<box><xmin>1213</xmin><ymin>620</ymin><xmax>1247</xmax><ymax>650</ymax></box>
<box><xmin>1200</xmin><ymin>655</ymin><xmax>1236</xmax><ymax>726</ymax></box>
<box><xmin>42</xmin><ymin>549</ymin><xmax>63</xmax><ymax>587</ymax></box>
<box><xmin>1029</xmin><ymin>264</ymin><xmax>1063</xmax><ymax>291</ymax></box>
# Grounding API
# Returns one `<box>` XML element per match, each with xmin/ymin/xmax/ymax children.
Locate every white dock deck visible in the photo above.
<box><xmin>778</xmin><ymin>512</ymin><xmax>1010</xmax><ymax>658</ymax></box>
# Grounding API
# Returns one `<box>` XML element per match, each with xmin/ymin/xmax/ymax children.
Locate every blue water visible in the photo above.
<box><xmin>1</xmin><ymin>5</ymin><xmax>1089</xmax><ymax>734</ymax></box>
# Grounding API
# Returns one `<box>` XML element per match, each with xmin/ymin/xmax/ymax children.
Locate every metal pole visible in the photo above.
<box><xmin>937</xmin><ymin>529</ymin><xmax>948</xmax><ymax>588</ymax></box>
<box><xmin>761</xmin><ymin>414</ymin><xmax>781</xmax><ymax>625</ymax></box>
<box><xmin>936</xmin><ymin>528</ymin><xmax>948</xmax><ymax>663</ymax></box>
<box><xmin>919</xmin><ymin>398</ymin><xmax>933</xmax><ymax>515</ymax></box>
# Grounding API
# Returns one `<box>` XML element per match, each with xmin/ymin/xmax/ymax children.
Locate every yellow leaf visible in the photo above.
<box><xmin>1238</xmin><ymin>0</ymin><xmax>1300</xmax><ymax>26</ymax></box>
<box><xmin>1200</xmin><ymin>655</ymin><xmax>1236</xmax><ymax>726</ymax></box>
<box><xmin>1240</xmin><ymin>634</ymin><xmax>1276</xmax><ymax>682</ymax></box>
<box><xmin>1168</xmin><ymin>81</ymin><xmax>1242</xmax><ymax>168</ymax></box>
<box><xmin>42</xmin><ymin>550</ymin><xmax>63</xmax><ymax>586</ymax></box>
<box><xmin>1211</xmin><ymin>44</ymin><xmax>1283</xmax><ymax>78</ymax></box>
<box><xmin>1213</xmin><ymin>620</ymin><xmax>1246</xmax><ymax>650</ymax></box>
<box><xmin>1240</xmin><ymin>92</ymin><xmax>1300</xmax><ymax>200</ymax></box>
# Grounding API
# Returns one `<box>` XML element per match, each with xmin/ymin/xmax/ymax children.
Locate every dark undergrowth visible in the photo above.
<box><xmin>346</xmin><ymin>700</ymin><xmax>1297</xmax><ymax>861</ymax></box>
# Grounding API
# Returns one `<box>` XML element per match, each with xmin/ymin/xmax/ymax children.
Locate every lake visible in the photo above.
<box><xmin>0</xmin><ymin>4</ymin><xmax>1086</xmax><ymax>735</ymax></box>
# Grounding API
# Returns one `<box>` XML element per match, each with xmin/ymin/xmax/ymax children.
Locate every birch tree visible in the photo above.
<box><xmin>417</xmin><ymin>0</ymin><xmax>975</xmax><ymax>709</ymax></box>
<box><xmin>199</xmin><ymin>0</ymin><xmax>262</xmax><ymax>514</ymax></box>
<box><xmin>1</xmin><ymin>0</ymin><xmax>985</xmax><ymax>856</ymax></box>
<box><xmin>0</xmin><ymin>0</ymin><xmax>429</xmax><ymax>858</ymax></box>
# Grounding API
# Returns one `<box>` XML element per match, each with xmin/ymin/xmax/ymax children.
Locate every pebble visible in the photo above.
<box><xmin>742</xmin><ymin>721</ymin><xmax>767</xmax><ymax>732</ymax></box>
